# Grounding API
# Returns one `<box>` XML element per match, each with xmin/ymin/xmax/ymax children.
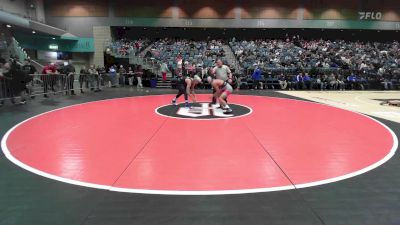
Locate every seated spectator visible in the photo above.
<box><xmin>303</xmin><ymin>73</ymin><xmax>312</xmax><ymax>90</ymax></box>
<box><xmin>287</xmin><ymin>75</ymin><xmax>296</xmax><ymax>90</ymax></box>
<box><xmin>337</xmin><ymin>75</ymin><xmax>346</xmax><ymax>91</ymax></box>
<box><xmin>316</xmin><ymin>74</ymin><xmax>328</xmax><ymax>91</ymax></box>
<box><xmin>295</xmin><ymin>72</ymin><xmax>304</xmax><ymax>90</ymax></box>
<box><xmin>380</xmin><ymin>74</ymin><xmax>393</xmax><ymax>90</ymax></box>
<box><xmin>229</xmin><ymin>37</ymin><xmax>399</xmax><ymax>80</ymax></box>
<box><xmin>278</xmin><ymin>73</ymin><xmax>288</xmax><ymax>90</ymax></box>
<box><xmin>107</xmin><ymin>38</ymin><xmax>151</xmax><ymax>57</ymax></box>
<box><xmin>347</xmin><ymin>72</ymin><xmax>362</xmax><ymax>90</ymax></box>
<box><xmin>328</xmin><ymin>73</ymin><xmax>338</xmax><ymax>90</ymax></box>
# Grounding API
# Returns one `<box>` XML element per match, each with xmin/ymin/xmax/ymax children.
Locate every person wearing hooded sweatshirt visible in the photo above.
<box><xmin>251</xmin><ymin>66</ymin><xmax>263</xmax><ymax>90</ymax></box>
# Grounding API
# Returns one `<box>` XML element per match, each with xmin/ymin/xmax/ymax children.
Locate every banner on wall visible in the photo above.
<box><xmin>15</xmin><ymin>32</ymin><xmax>94</xmax><ymax>53</ymax></box>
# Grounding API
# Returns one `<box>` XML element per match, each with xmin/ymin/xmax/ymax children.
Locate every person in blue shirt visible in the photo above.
<box><xmin>295</xmin><ymin>72</ymin><xmax>305</xmax><ymax>90</ymax></box>
<box><xmin>347</xmin><ymin>73</ymin><xmax>356</xmax><ymax>82</ymax></box>
<box><xmin>291</xmin><ymin>74</ymin><xmax>299</xmax><ymax>90</ymax></box>
<box><xmin>347</xmin><ymin>72</ymin><xmax>361</xmax><ymax>90</ymax></box>
<box><xmin>252</xmin><ymin>66</ymin><xmax>263</xmax><ymax>90</ymax></box>
<box><xmin>303</xmin><ymin>72</ymin><xmax>312</xmax><ymax>89</ymax></box>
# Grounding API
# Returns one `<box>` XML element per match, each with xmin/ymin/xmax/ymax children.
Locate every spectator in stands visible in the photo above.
<box><xmin>337</xmin><ymin>75</ymin><xmax>346</xmax><ymax>91</ymax></box>
<box><xmin>135</xmin><ymin>41</ymin><xmax>140</xmax><ymax>52</ymax></box>
<box><xmin>380</xmin><ymin>74</ymin><xmax>393</xmax><ymax>90</ymax></box>
<box><xmin>229</xmin><ymin>37</ymin><xmax>399</xmax><ymax>81</ymax></box>
<box><xmin>106</xmin><ymin>38</ymin><xmax>150</xmax><ymax>57</ymax></box>
<box><xmin>278</xmin><ymin>73</ymin><xmax>287</xmax><ymax>90</ymax></box>
<box><xmin>126</xmin><ymin>37</ymin><xmax>399</xmax><ymax>91</ymax></box>
<box><xmin>328</xmin><ymin>73</ymin><xmax>338</xmax><ymax>90</ymax></box>
<box><xmin>316</xmin><ymin>74</ymin><xmax>327</xmax><ymax>91</ymax></box>
<box><xmin>201</xmin><ymin>66</ymin><xmax>209</xmax><ymax>79</ymax></box>
<box><xmin>391</xmin><ymin>73</ymin><xmax>400</xmax><ymax>88</ymax></box>
<box><xmin>176</xmin><ymin>54</ymin><xmax>183</xmax><ymax>74</ymax></box>
<box><xmin>303</xmin><ymin>72</ymin><xmax>312</xmax><ymax>90</ymax></box>
<box><xmin>287</xmin><ymin>75</ymin><xmax>295</xmax><ymax>90</ymax></box>
<box><xmin>295</xmin><ymin>72</ymin><xmax>304</xmax><ymax>90</ymax></box>
<box><xmin>347</xmin><ymin>72</ymin><xmax>360</xmax><ymax>90</ymax></box>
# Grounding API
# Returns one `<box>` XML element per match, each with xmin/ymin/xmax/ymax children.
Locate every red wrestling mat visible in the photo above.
<box><xmin>2</xmin><ymin>94</ymin><xmax>397</xmax><ymax>195</ymax></box>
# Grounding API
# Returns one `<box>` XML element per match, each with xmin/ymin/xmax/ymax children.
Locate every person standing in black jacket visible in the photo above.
<box><xmin>60</xmin><ymin>61</ymin><xmax>76</xmax><ymax>95</ymax></box>
<box><xmin>5</xmin><ymin>59</ymin><xmax>28</xmax><ymax>104</ymax></box>
<box><xmin>22</xmin><ymin>59</ymin><xmax>37</xmax><ymax>98</ymax></box>
<box><xmin>79</xmin><ymin>66</ymin><xmax>88</xmax><ymax>93</ymax></box>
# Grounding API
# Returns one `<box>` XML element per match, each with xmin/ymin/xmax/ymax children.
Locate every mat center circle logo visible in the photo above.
<box><xmin>156</xmin><ymin>102</ymin><xmax>252</xmax><ymax>119</ymax></box>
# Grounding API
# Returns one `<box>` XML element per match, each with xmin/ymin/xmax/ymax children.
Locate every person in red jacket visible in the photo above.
<box><xmin>41</xmin><ymin>62</ymin><xmax>58</xmax><ymax>98</ymax></box>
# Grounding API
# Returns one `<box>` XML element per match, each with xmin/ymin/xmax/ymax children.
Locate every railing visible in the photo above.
<box><xmin>130</xmin><ymin>55</ymin><xmax>163</xmax><ymax>76</ymax></box>
<box><xmin>244</xmin><ymin>67</ymin><xmax>349</xmax><ymax>76</ymax></box>
<box><xmin>0</xmin><ymin>73</ymin><xmax>147</xmax><ymax>103</ymax></box>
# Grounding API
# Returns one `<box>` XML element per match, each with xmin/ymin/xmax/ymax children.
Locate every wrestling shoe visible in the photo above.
<box><xmin>223</xmin><ymin>108</ymin><xmax>233</xmax><ymax>114</ymax></box>
<box><xmin>172</xmin><ymin>99</ymin><xmax>177</xmax><ymax>105</ymax></box>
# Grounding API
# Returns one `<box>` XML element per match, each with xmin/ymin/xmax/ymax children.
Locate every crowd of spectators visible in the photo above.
<box><xmin>106</xmin><ymin>38</ymin><xmax>151</xmax><ymax>56</ymax></box>
<box><xmin>146</xmin><ymin>38</ymin><xmax>228</xmax><ymax>75</ymax></box>
<box><xmin>241</xmin><ymin>69</ymin><xmax>373</xmax><ymax>91</ymax></box>
<box><xmin>230</xmin><ymin>36</ymin><xmax>399</xmax><ymax>72</ymax></box>
<box><xmin>229</xmin><ymin>36</ymin><xmax>400</xmax><ymax>90</ymax></box>
<box><xmin>2</xmin><ymin>35</ymin><xmax>400</xmax><ymax>106</ymax></box>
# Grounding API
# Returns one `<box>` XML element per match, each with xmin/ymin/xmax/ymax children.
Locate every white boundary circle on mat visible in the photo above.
<box><xmin>1</xmin><ymin>94</ymin><xmax>398</xmax><ymax>195</ymax></box>
<box><xmin>155</xmin><ymin>103</ymin><xmax>253</xmax><ymax>120</ymax></box>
